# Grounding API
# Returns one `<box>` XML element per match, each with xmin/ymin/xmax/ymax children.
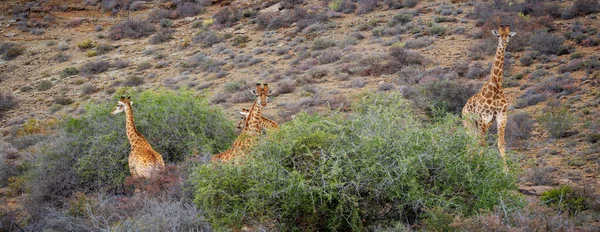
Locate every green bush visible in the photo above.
<box><xmin>540</xmin><ymin>186</ymin><xmax>588</xmax><ymax>215</ymax></box>
<box><xmin>27</xmin><ymin>89</ymin><xmax>235</xmax><ymax>206</ymax></box>
<box><xmin>192</xmin><ymin>93</ymin><xmax>519</xmax><ymax>231</ymax></box>
<box><xmin>537</xmin><ymin>107</ymin><xmax>576</xmax><ymax>138</ymax></box>
<box><xmin>60</xmin><ymin>67</ymin><xmax>79</xmax><ymax>78</ymax></box>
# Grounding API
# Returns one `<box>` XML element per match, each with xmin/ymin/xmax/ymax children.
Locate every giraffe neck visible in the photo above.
<box><xmin>124</xmin><ymin>104</ymin><xmax>145</xmax><ymax>145</ymax></box>
<box><xmin>485</xmin><ymin>42</ymin><xmax>506</xmax><ymax>91</ymax></box>
<box><xmin>244</xmin><ymin>100</ymin><xmax>263</xmax><ymax>134</ymax></box>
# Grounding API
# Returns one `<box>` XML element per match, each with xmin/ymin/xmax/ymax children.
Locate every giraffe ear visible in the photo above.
<box><xmin>250</xmin><ymin>90</ymin><xmax>258</xmax><ymax>95</ymax></box>
<box><xmin>129</xmin><ymin>101</ymin><xmax>133</xmax><ymax>105</ymax></box>
<box><xmin>268</xmin><ymin>90</ymin><xmax>274</xmax><ymax>96</ymax></box>
<box><xmin>509</xmin><ymin>32</ymin><xmax>516</xmax><ymax>37</ymax></box>
<box><xmin>240</xmin><ymin>111</ymin><xmax>250</xmax><ymax>116</ymax></box>
<box><xmin>491</xmin><ymin>30</ymin><xmax>499</xmax><ymax>36</ymax></box>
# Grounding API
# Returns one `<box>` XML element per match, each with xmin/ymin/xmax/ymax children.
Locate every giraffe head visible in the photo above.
<box><xmin>491</xmin><ymin>24</ymin><xmax>516</xmax><ymax>49</ymax></box>
<box><xmin>111</xmin><ymin>96</ymin><xmax>132</xmax><ymax>115</ymax></box>
<box><xmin>237</xmin><ymin>108</ymin><xmax>250</xmax><ymax>129</ymax></box>
<box><xmin>250</xmin><ymin>83</ymin><xmax>273</xmax><ymax>107</ymax></box>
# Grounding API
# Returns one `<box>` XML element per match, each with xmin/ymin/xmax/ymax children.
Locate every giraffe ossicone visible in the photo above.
<box><xmin>462</xmin><ymin>25</ymin><xmax>516</xmax><ymax>172</ymax></box>
<box><xmin>111</xmin><ymin>96</ymin><xmax>165</xmax><ymax>178</ymax></box>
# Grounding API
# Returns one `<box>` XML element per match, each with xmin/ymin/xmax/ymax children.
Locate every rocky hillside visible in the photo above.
<box><xmin>1</xmin><ymin>0</ymin><xmax>599</xmax><ymax>230</ymax></box>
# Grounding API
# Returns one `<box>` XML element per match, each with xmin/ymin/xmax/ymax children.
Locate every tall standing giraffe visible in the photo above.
<box><xmin>462</xmin><ymin>25</ymin><xmax>516</xmax><ymax>171</ymax></box>
<box><xmin>211</xmin><ymin>83</ymin><xmax>274</xmax><ymax>162</ymax></box>
<box><xmin>111</xmin><ymin>96</ymin><xmax>165</xmax><ymax>178</ymax></box>
<box><xmin>237</xmin><ymin>108</ymin><xmax>278</xmax><ymax>132</ymax></box>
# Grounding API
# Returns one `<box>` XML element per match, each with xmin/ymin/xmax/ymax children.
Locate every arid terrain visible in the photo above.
<box><xmin>1</xmin><ymin>0</ymin><xmax>599</xmax><ymax>230</ymax></box>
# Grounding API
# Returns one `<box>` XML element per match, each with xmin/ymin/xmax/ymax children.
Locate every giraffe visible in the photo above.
<box><xmin>462</xmin><ymin>25</ymin><xmax>516</xmax><ymax>171</ymax></box>
<box><xmin>237</xmin><ymin>108</ymin><xmax>279</xmax><ymax>132</ymax></box>
<box><xmin>111</xmin><ymin>96</ymin><xmax>165</xmax><ymax>178</ymax></box>
<box><xmin>211</xmin><ymin>83</ymin><xmax>274</xmax><ymax>162</ymax></box>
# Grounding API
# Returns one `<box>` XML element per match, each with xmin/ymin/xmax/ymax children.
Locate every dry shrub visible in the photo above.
<box><xmin>275</xmin><ymin>79</ymin><xmax>296</xmax><ymax>96</ymax></box>
<box><xmin>108</xmin><ymin>19</ymin><xmax>155</xmax><ymax>40</ymax></box>
<box><xmin>213</xmin><ymin>7</ymin><xmax>241</xmax><ymax>28</ymax></box>
<box><xmin>80</xmin><ymin>60</ymin><xmax>111</xmax><ymax>75</ymax></box>
<box><xmin>450</xmin><ymin>202</ymin><xmax>575</xmax><ymax>231</ymax></box>
<box><xmin>150</xmin><ymin>28</ymin><xmax>174</xmax><ymax>44</ymax></box>
<box><xmin>124</xmin><ymin>164</ymin><xmax>183</xmax><ymax>199</ymax></box>
<box><xmin>0</xmin><ymin>92</ymin><xmax>17</xmax><ymax>114</ymax></box>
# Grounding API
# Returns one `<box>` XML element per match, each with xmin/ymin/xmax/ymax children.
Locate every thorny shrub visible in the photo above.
<box><xmin>193</xmin><ymin>93</ymin><xmax>519</xmax><ymax>231</ymax></box>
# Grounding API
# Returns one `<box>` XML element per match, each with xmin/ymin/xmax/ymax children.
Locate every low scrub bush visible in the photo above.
<box><xmin>534</xmin><ymin>73</ymin><xmax>579</xmax><ymax>97</ymax></box>
<box><xmin>275</xmin><ymin>79</ymin><xmax>296</xmax><ymax>96</ymax></box>
<box><xmin>80</xmin><ymin>60</ymin><xmax>111</xmax><ymax>75</ymax></box>
<box><xmin>108</xmin><ymin>19</ymin><xmax>156</xmax><ymax>40</ymax></box>
<box><xmin>36</xmin><ymin>80</ymin><xmax>53</xmax><ymax>91</ymax></box>
<box><xmin>123</xmin><ymin>76</ymin><xmax>144</xmax><ymax>86</ymax></box>
<box><xmin>522</xmin><ymin>166</ymin><xmax>557</xmax><ymax>186</ymax></box>
<box><xmin>150</xmin><ymin>28</ymin><xmax>174</xmax><ymax>44</ymax></box>
<box><xmin>404</xmin><ymin>37</ymin><xmax>434</xmax><ymax>49</ymax></box>
<box><xmin>54</xmin><ymin>53</ymin><xmax>70</xmax><ymax>63</ymax></box>
<box><xmin>312</xmin><ymin>38</ymin><xmax>336</xmax><ymax>51</ymax></box>
<box><xmin>529</xmin><ymin>32</ymin><xmax>565</xmax><ymax>56</ymax></box>
<box><xmin>60</xmin><ymin>67</ymin><xmax>79</xmax><ymax>78</ymax></box>
<box><xmin>233</xmin><ymin>55</ymin><xmax>262</xmax><ymax>68</ymax></box>
<box><xmin>232</xmin><ymin>35</ymin><xmax>249</xmax><ymax>46</ymax></box>
<box><xmin>563</xmin><ymin>0</ymin><xmax>599</xmax><ymax>19</ymax></box>
<box><xmin>183</xmin><ymin>53</ymin><xmax>225</xmax><ymax>73</ymax></box>
<box><xmin>418</xmin><ymin>80</ymin><xmax>480</xmax><ymax>115</ymax></box>
<box><xmin>0</xmin><ymin>92</ymin><xmax>17</xmax><ymax>115</ymax></box>
<box><xmin>388</xmin><ymin>13</ymin><xmax>412</xmax><ymax>27</ymax></box>
<box><xmin>176</xmin><ymin>1</ymin><xmax>206</xmax><ymax>18</ymax></box>
<box><xmin>136</xmin><ymin>61</ymin><xmax>152</xmax><ymax>71</ymax></box>
<box><xmin>466</xmin><ymin>62</ymin><xmax>489</xmax><ymax>79</ymax></box>
<box><xmin>468</xmin><ymin>38</ymin><xmax>496</xmax><ymax>60</ymax></box>
<box><xmin>26</xmin><ymin>89</ymin><xmax>235</xmax><ymax>207</ymax></box>
<box><xmin>77</xmin><ymin>39</ymin><xmax>94</xmax><ymax>50</ymax></box>
<box><xmin>537</xmin><ymin>106</ymin><xmax>576</xmax><ymax>139</ymax></box>
<box><xmin>450</xmin><ymin>201</ymin><xmax>581</xmax><ymax>231</ymax></box>
<box><xmin>540</xmin><ymin>185</ymin><xmax>598</xmax><ymax>215</ymax></box>
<box><xmin>355</xmin><ymin>47</ymin><xmax>425</xmax><ymax>76</ymax></box>
<box><xmin>514</xmin><ymin>92</ymin><xmax>546</xmax><ymax>109</ymax></box>
<box><xmin>213</xmin><ymin>7</ymin><xmax>241</xmax><ymax>28</ymax></box>
<box><xmin>192</xmin><ymin>93</ymin><xmax>519</xmax><ymax>231</ymax></box>
<box><xmin>505</xmin><ymin>111</ymin><xmax>534</xmax><ymax>147</ymax></box>
<box><xmin>328</xmin><ymin>0</ymin><xmax>356</xmax><ymax>13</ymax></box>
<box><xmin>1</xmin><ymin>43</ymin><xmax>25</xmax><ymax>60</ymax></box>
<box><xmin>356</xmin><ymin>0</ymin><xmax>379</xmax><ymax>15</ymax></box>
<box><xmin>193</xmin><ymin>30</ymin><xmax>222</xmax><ymax>47</ymax></box>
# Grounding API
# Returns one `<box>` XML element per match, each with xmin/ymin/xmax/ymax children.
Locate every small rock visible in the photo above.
<box><xmin>378</xmin><ymin>81</ymin><xmax>385</xmax><ymax>85</ymax></box>
<box><xmin>519</xmin><ymin>186</ymin><xmax>554</xmax><ymax>196</ymax></box>
<box><xmin>4</xmin><ymin>32</ymin><xmax>17</xmax><ymax>37</ymax></box>
<box><xmin>234</xmin><ymin>29</ymin><xmax>247</xmax><ymax>34</ymax></box>
<box><xmin>260</xmin><ymin>2</ymin><xmax>281</xmax><ymax>13</ymax></box>
<box><xmin>9</xmin><ymin>19</ymin><xmax>16</xmax><ymax>23</ymax></box>
<box><xmin>184</xmin><ymin>17</ymin><xmax>195</xmax><ymax>22</ymax></box>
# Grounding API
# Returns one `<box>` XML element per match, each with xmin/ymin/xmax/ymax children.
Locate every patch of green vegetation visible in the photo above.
<box><xmin>27</xmin><ymin>89</ymin><xmax>235</xmax><ymax>206</ymax></box>
<box><xmin>60</xmin><ymin>67</ymin><xmax>79</xmax><ymax>78</ymax></box>
<box><xmin>537</xmin><ymin>107</ymin><xmax>576</xmax><ymax>139</ymax></box>
<box><xmin>540</xmin><ymin>186</ymin><xmax>588</xmax><ymax>215</ymax></box>
<box><xmin>192</xmin><ymin>93</ymin><xmax>520</xmax><ymax>231</ymax></box>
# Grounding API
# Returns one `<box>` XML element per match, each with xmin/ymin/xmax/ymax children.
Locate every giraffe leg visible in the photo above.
<box><xmin>462</xmin><ymin>112</ymin><xmax>479</xmax><ymax>138</ymax></box>
<box><xmin>478</xmin><ymin>120</ymin><xmax>492</xmax><ymax>146</ymax></box>
<box><xmin>496</xmin><ymin>111</ymin><xmax>508</xmax><ymax>172</ymax></box>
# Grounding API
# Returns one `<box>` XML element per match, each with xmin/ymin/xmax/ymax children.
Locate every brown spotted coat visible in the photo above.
<box><xmin>462</xmin><ymin>25</ymin><xmax>516</xmax><ymax>171</ymax></box>
<box><xmin>112</xmin><ymin>97</ymin><xmax>165</xmax><ymax>178</ymax></box>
